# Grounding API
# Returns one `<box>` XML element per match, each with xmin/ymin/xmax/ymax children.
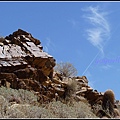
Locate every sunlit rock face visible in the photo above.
<box><xmin>0</xmin><ymin>29</ymin><xmax>56</xmax><ymax>91</ymax></box>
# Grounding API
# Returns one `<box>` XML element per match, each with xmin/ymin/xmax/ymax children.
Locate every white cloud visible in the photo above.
<box><xmin>83</xmin><ymin>6</ymin><xmax>110</xmax><ymax>55</ymax></box>
<box><xmin>44</xmin><ymin>38</ymin><xmax>50</xmax><ymax>53</ymax></box>
<box><xmin>43</xmin><ymin>37</ymin><xmax>55</xmax><ymax>53</ymax></box>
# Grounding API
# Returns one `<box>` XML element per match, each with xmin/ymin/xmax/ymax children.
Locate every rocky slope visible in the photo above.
<box><xmin>0</xmin><ymin>29</ymin><xmax>119</xmax><ymax>118</ymax></box>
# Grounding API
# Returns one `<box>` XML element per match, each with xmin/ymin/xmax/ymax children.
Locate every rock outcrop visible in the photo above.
<box><xmin>0</xmin><ymin>29</ymin><xmax>104</xmax><ymax>105</ymax></box>
<box><xmin>0</xmin><ymin>29</ymin><xmax>55</xmax><ymax>93</ymax></box>
<box><xmin>0</xmin><ymin>29</ymin><xmax>119</xmax><ymax>118</ymax></box>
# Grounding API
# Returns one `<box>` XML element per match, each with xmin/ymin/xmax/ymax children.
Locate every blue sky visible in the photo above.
<box><xmin>0</xmin><ymin>1</ymin><xmax>120</xmax><ymax>100</ymax></box>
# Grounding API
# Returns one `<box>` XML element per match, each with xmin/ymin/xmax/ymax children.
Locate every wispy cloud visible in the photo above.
<box><xmin>43</xmin><ymin>37</ymin><xmax>55</xmax><ymax>53</ymax></box>
<box><xmin>44</xmin><ymin>38</ymin><xmax>50</xmax><ymax>53</ymax></box>
<box><xmin>82</xmin><ymin>6</ymin><xmax>111</xmax><ymax>55</ymax></box>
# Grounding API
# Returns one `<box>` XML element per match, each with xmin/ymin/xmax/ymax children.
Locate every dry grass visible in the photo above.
<box><xmin>0</xmin><ymin>86</ymin><xmax>39</xmax><ymax>106</ymax></box>
<box><xmin>44</xmin><ymin>100</ymin><xmax>98</xmax><ymax>118</ymax></box>
<box><xmin>0</xmin><ymin>86</ymin><xmax>98</xmax><ymax>118</ymax></box>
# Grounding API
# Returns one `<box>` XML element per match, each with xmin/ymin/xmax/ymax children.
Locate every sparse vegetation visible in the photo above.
<box><xmin>102</xmin><ymin>89</ymin><xmax>115</xmax><ymax>117</ymax></box>
<box><xmin>0</xmin><ymin>86</ymin><xmax>39</xmax><ymax>106</ymax></box>
<box><xmin>54</xmin><ymin>62</ymin><xmax>78</xmax><ymax>77</ymax></box>
<box><xmin>63</xmin><ymin>77</ymin><xmax>78</xmax><ymax>101</ymax></box>
<box><xmin>92</xmin><ymin>89</ymin><xmax>120</xmax><ymax>118</ymax></box>
<box><xmin>0</xmin><ymin>86</ymin><xmax>98</xmax><ymax>118</ymax></box>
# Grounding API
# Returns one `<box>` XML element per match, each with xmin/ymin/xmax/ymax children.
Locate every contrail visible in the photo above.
<box><xmin>82</xmin><ymin>16</ymin><xmax>120</xmax><ymax>76</ymax></box>
<box><xmin>82</xmin><ymin>6</ymin><xmax>120</xmax><ymax>76</ymax></box>
<box><xmin>82</xmin><ymin>51</ymin><xmax>100</xmax><ymax>76</ymax></box>
<box><xmin>82</xmin><ymin>6</ymin><xmax>110</xmax><ymax>76</ymax></box>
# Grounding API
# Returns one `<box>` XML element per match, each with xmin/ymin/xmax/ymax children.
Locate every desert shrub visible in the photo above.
<box><xmin>0</xmin><ymin>86</ymin><xmax>39</xmax><ymax>106</ymax></box>
<box><xmin>70</xmin><ymin>101</ymin><xmax>98</xmax><ymax>118</ymax></box>
<box><xmin>1</xmin><ymin>100</ymin><xmax>98</xmax><ymax>118</ymax></box>
<box><xmin>54</xmin><ymin>62</ymin><xmax>77</xmax><ymax>77</ymax></box>
<box><xmin>63</xmin><ymin>78</ymin><xmax>77</xmax><ymax>101</ymax></box>
<box><xmin>45</xmin><ymin>100</ymin><xmax>75</xmax><ymax>118</ymax></box>
<box><xmin>6</xmin><ymin>104</ymin><xmax>53</xmax><ymax>118</ymax></box>
<box><xmin>0</xmin><ymin>86</ymin><xmax>99</xmax><ymax>118</ymax></box>
<box><xmin>5</xmin><ymin>103</ymin><xmax>57</xmax><ymax>118</ymax></box>
<box><xmin>0</xmin><ymin>95</ymin><xmax>9</xmax><ymax>118</ymax></box>
<box><xmin>102</xmin><ymin>89</ymin><xmax>115</xmax><ymax>117</ymax></box>
<box><xmin>44</xmin><ymin>100</ymin><xmax>98</xmax><ymax>118</ymax></box>
<box><xmin>5</xmin><ymin>107</ymin><xmax>27</xmax><ymax>118</ymax></box>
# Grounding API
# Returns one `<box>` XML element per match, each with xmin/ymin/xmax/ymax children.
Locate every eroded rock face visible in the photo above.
<box><xmin>0</xmin><ymin>29</ymin><xmax>56</xmax><ymax>91</ymax></box>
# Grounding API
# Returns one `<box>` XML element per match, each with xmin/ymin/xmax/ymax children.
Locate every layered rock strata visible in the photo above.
<box><xmin>0</xmin><ymin>29</ymin><xmax>119</xmax><ymax>118</ymax></box>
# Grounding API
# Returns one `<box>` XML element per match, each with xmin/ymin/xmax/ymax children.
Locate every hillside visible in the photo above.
<box><xmin>0</xmin><ymin>29</ymin><xmax>119</xmax><ymax>118</ymax></box>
